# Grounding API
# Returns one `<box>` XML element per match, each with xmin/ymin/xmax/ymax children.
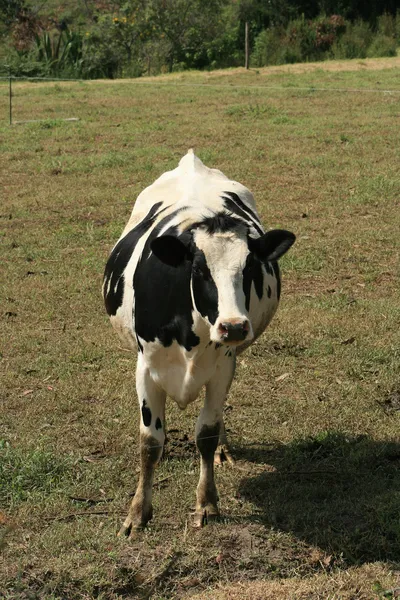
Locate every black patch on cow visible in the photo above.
<box><xmin>191</xmin><ymin>248</ymin><xmax>219</xmax><ymax>325</ymax></box>
<box><xmin>196</xmin><ymin>423</ymin><xmax>220</xmax><ymax>460</ymax></box>
<box><xmin>192</xmin><ymin>212</ymin><xmax>243</xmax><ymax>235</ymax></box>
<box><xmin>141</xmin><ymin>400</ymin><xmax>152</xmax><ymax>427</ymax></box>
<box><xmin>267</xmin><ymin>285</ymin><xmax>272</xmax><ymax>298</ymax></box>
<box><xmin>222</xmin><ymin>191</ymin><xmax>264</xmax><ymax>236</ymax></box>
<box><xmin>155</xmin><ymin>417</ymin><xmax>162</xmax><ymax>430</ymax></box>
<box><xmin>242</xmin><ymin>253</ymin><xmax>264</xmax><ymax>311</ymax></box>
<box><xmin>136</xmin><ymin>334</ymin><xmax>143</xmax><ymax>353</ymax></box>
<box><xmin>133</xmin><ymin>208</ymin><xmax>200</xmax><ymax>351</ymax></box>
<box><xmin>103</xmin><ymin>202</ymin><xmax>165</xmax><ymax>316</ymax></box>
<box><xmin>215</xmin><ymin>343</ymin><xmax>222</xmax><ymax>349</ymax></box>
<box><xmin>272</xmin><ymin>261</ymin><xmax>281</xmax><ymax>300</ymax></box>
<box><xmin>264</xmin><ymin>261</ymin><xmax>273</xmax><ymax>276</ymax></box>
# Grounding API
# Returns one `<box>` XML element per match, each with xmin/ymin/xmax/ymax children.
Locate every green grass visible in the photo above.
<box><xmin>0</xmin><ymin>441</ymin><xmax>73</xmax><ymax>507</ymax></box>
<box><xmin>1</xmin><ymin>58</ymin><xmax>400</xmax><ymax>599</ymax></box>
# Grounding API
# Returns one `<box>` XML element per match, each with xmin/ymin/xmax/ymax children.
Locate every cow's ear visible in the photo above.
<box><xmin>249</xmin><ymin>229</ymin><xmax>296</xmax><ymax>262</ymax></box>
<box><xmin>151</xmin><ymin>235</ymin><xmax>190</xmax><ymax>267</ymax></box>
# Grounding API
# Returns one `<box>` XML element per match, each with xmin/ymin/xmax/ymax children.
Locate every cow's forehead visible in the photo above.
<box><xmin>193</xmin><ymin>227</ymin><xmax>249</xmax><ymax>269</ymax></box>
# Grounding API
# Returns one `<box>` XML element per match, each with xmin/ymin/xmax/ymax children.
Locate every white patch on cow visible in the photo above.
<box><xmin>127</xmin><ymin>150</ymin><xmax>258</xmax><ymax>232</ymax></box>
<box><xmin>193</xmin><ymin>227</ymin><xmax>254</xmax><ymax>344</ymax></box>
<box><xmin>141</xmin><ymin>336</ymin><xmax>225</xmax><ymax>409</ymax></box>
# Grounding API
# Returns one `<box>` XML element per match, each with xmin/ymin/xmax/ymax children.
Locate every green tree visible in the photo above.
<box><xmin>147</xmin><ymin>0</ymin><xmax>227</xmax><ymax>72</ymax></box>
<box><xmin>83</xmin><ymin>3</ymin><xmax>151</xmax><ymax>78</ymax></box>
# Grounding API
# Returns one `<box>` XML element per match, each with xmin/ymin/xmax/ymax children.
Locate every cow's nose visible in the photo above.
<box><xmin>218</xmin><ymin>320</ymin><xmax>250</xmax><ymax>343</ymax></box>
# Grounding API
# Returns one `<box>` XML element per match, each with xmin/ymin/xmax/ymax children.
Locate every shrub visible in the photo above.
<box><xmin>367</xmin><ymin>35</ymin><xmax>397</xmax><ymax>58</ymax></box>
<box><xmin>251</xmin><ymin>27</ymin><xmax>285</xmax><ymax>66</ymax></box>
<box><xmin>252</xmin><ymin>15</ymin><xmax>347</xmax><ymax>67</ymax></box>
<box><xmin>396</xmin><ymin>11</ymin><xmax>400</xmax><ymax>44</ymax></box>
<box><xmin>2</xmin><ymin>46</ymin><xmax>50</xmax><ymax>77</ymax></box>
<box><xmin>287</xmin><ymin>16</ymin><xmax>318</xmax><ymax>61</ymax></box>
<box><xmin>332</xmin><ymin>20</ymin><xmax>373</xmax><ymax>59</ymax></box>
<box><xmin>377</xmin><ymin>12</ymin><xmax>397</xmax><ymax>38</ymax></box>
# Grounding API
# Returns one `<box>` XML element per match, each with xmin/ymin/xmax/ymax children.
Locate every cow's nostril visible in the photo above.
<box><xmin>218</xmin><ymin>320</ymin><xmax>249</xmax><ymax>342</ymax></box>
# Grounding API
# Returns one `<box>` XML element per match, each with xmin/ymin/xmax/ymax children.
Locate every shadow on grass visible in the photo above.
<box><xmin>236</xmin><ymin>431</ymin><xmax>400</xmax><ymax>565</ymax></box>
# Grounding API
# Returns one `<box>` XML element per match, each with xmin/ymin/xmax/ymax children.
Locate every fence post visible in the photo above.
<box><xmin>9</xmin><ymin>69</ymin><xmax>12</xmax><ymax>125</ymax></box>
<box><xmin>245</xmin><ymin>22</ymin><xmax>249</xmax><ymax>70</ymax></box>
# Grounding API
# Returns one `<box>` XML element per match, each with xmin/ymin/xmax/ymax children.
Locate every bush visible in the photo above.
<box><xmin>251</xmin><ymin>27</ymin><xmax>285</xmax><ymax>66</ymax></box>
<box><xmin>252</xmin><ymin>15</ymin><xmax>347</xmax><ymax>67</ymax></box>
<box><xmin>287</xmin><ymin>16</ymin><xmax>318</xmax><ymax>61</ymax></box>
<box><xmin>367</xmin><ymin>35</ymin><xmax>397</xmax><ymax>58</ymax></box>
<box><xmin>2</xmin><ymin>46</ymin><xmax>51</xmax><ymax>77</ymax></box>
<box><xmin>396</xmin><ymin>11</ymin><xmax>400</xmax><ymax>44</ymax></box>
<box><xmin>377</xmin><ymin>12</ymin><xmax>397</xmax><ymax>38</ymax></box>
<box><xmin>141</xmin><ymin>37</ymin><xmax>172</xmax><ymax>75</ymax></box>
<box><xmin>285</xmin><ymin>15</ymin><xmax>346</xmax><ymax>62</ymax></box>
<box><xmin>332</xmin><ymin>20</ymin><xmax>373</xmax><ymax>59</ymax></box>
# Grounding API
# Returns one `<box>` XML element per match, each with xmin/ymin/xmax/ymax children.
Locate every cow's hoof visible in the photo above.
<box><xmin>214</xmin><ymin>444</ymin><xmax>235</xmax><ymax>466</ymax></box>
<box><xmin>118</xmin><ymin>522</ymin><xmax>145</xmax><ymax>540</ymax></box>
<box><xmin>118</xmin><ymin>520</ymin><xmax>132</xmax><ymax>538</ymax></box>
<box><xmin>117</xmin><ymin>514</ymin><xmax>148</xmax><ymax>540</ymax></box>
<box><xmin>192</xmin><ymin>505</ymin><xmax>219</xmax><ymax>528</ymax></box>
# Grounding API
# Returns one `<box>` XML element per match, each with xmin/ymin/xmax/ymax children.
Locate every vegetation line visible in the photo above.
<box><xmin>2</xmin><ymin>1</ymin><xmax>399</xmax><ymax>79</ymax></box>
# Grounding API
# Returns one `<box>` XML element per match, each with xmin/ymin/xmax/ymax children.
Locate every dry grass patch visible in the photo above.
<box><xmin>191</xmin><ymin>563</ymin><xmax>399</xmax><ymax>600</ymax></box>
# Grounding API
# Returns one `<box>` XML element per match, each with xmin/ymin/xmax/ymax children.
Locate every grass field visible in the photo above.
<box><xmin>1</xmin><ymin>57</ymin><xmax>400</xmax><ymax>599</ymax></box>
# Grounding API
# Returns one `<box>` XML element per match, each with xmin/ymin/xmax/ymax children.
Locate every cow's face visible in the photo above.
<box><xmin>150</xmin><ymin>216</ymin><xmax>295</xmax><ymax>347</ymax></box>
<box><xmin>191</xmin><ymin>225</ymin><xmax>252</xmax><ymax>345</ymax></box>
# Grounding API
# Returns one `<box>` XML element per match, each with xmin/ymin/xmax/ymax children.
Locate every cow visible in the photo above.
<box><xmin>103</xmin><ymin>150</ymin><xmax>295</xmax><ymax>538</ymax></box>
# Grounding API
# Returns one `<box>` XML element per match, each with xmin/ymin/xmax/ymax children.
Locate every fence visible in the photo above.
<box><xmin>0</xmin><ymin>74</ymin><xmax>83</xmax><ymax>125</ymax></box>
<box><xmin>2</xmin><ymin>71</ymin><xmax>400</xmax><ymax>125</ymax></box>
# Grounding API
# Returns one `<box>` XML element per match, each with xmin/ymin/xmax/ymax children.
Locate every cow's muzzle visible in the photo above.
<box><xmin>217</xmin><ymin>319</ymin><xmax>251</xmax><ymax>344</ymax></box>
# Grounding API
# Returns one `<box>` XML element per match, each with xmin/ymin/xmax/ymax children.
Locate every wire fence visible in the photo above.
<box><xmin>1</xmin><ymin>73</ymin><xmax>87</xmax><ymax>125</ymax></box>
<box><xmin>2</xmin><ymin>72</ymin><xmax>400</xmax><ymax>125</ymax></box>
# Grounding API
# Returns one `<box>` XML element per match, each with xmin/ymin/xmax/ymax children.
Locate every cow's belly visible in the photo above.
<box><xmin>143</xmin><ymin>340</ymin><xmax>221</xmax><ymax>409</ymax></box>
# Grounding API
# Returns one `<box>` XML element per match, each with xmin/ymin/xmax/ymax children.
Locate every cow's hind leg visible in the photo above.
<box><xmin>119</xmin><ymin>355</ymin><xmax>166</xmax><ymax>539</ymax></box>
<box><xmin>193</xmin><ymin>354</ymin><xmax>235</xmax><ymax>528</ymax></box>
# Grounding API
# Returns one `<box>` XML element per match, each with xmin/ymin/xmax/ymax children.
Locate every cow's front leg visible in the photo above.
<box><xmin>193</xmin><ymin>354</ymin><xmax>235</xmax><ymax>528</ymax></box>
<box><xmin>214</xmin><ymin>419</ymin><xmax>235</xmax><ymax>466</ymax></box>
<box><xmin>119</xmin><ymin>355</ymin><xmax>166</xmax><ymax>539</ymax></box>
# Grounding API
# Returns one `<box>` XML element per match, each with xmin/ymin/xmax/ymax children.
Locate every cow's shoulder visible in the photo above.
<box><xmin>103</xmin><ymin>202</ymin><xmax>165</xmax><ymax>316</ymax></box>
<box><xmin>134</xmin><ymin>248</ymin><xmax>199</xmax><ymax>353</ymax></box>
<box><xmin>133</xmin><ymin>213</ymin><xmax>200</xmax><ymax>352</ymax></box>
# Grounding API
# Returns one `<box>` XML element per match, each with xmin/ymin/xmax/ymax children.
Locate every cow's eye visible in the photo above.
<box><xmin>193</xmin><ymin>264</ymin><xmax>210</xmax><ymax>281</ymax></box>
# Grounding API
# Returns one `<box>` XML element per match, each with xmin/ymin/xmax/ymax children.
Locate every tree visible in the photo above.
<box><xmin>147</xmin><ymin>0</ymin><xmax>227</xmax><ymax>72</ymax></box>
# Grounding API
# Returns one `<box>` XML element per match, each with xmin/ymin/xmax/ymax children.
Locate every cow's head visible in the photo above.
<box><xmin>151</xmin><ymin>214</ymin><xmax>295</xmax><ymax>346</ymax></box>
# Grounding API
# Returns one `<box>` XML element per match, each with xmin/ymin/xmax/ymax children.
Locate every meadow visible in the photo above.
<box><xmin>1</xmin><ymin>57</ymin><xmax>400</xmax><ymax>599</ymax></box>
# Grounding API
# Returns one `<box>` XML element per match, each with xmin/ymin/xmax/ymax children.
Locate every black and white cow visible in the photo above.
<box><xmin>103</xmin><ymin>150</ymin><xmax>295</xmax><ymax>537</ymax></box>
